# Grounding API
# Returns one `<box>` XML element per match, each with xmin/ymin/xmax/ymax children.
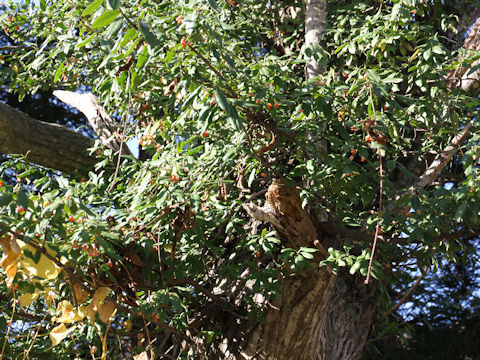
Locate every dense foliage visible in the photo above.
<box><xmin>0</xmin><ymin>0</ymin><xmax>480</xmax><ymax>358</ymax></box>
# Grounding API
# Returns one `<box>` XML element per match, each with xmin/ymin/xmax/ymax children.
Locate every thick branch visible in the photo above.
<box><xmin>448</xmin><ymin>17</ymin><xmax>480</xmax><ymax>95</ymax></box>
<box><xmin>53</xmin><ymin>91</ymin><xmax>130</xmax><ymax>155</ymax></box>
<box><xmin>243</xmin><ymin>181</ymin><xmax>319</xmax><ymax>249</ymax></box>
<box><xmin>305</xmin><ymin>0</ymin><xmax>327</xmax><ymax>79</ymax></box>
<box><xmin>416</xmin><ymin>119</ymin><xmax>474</xmax><ymax>188</ymax></box>
<box><xmin>0</xmin><ymin>102</ymin><xmax>96</xmax><ymax>174</ymax></box>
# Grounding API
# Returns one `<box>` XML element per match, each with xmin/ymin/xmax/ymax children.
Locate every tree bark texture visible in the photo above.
<box><xmin>305</xmin><ymin>0</ymin><xmax>327</xmax><ymax>79</ymax></box>
<box><xmin>448</xmin><ymin>17</ymin><xmax>480</xmax><ymax>95</ymax></box>
<box><xmin>241</xmin><ymin>183</ymin><xmax>376</xmax><ymax>360</ymax></box>
<box><xmin>0</xmin><ymin>101</ymin><xmax>95</xmax><ymax>174</ymax></box>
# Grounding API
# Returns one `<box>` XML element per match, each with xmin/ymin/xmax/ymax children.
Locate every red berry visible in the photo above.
<box><xmin>267</xmin><ymin>103</ymin><xmax>273</xmax><ymax>110</ymax></box>
<box><xmin>274</xmin><ymin>101</ymin><xmax>279</xmax><ymax>108</ymax></box>
<box><xmin>180</xmin><ymin>37</ymin><xmax>189</xmax><ymax>48</ymax></box>
<box><xmin>69</xmin><ymin>216</ymin><xmax>75</xmax><ymax>222</ymax></box>
<box><xmin>202</xmin><ymin>131</ymin><xmax>208</xmax><ymax>138</ymax></box>
<box><xmin>361</xmin><ymin>156</ymin><xmax>366</xmax><ymax>162</ymax></box>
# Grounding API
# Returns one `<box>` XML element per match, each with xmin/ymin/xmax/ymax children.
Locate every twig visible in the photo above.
<box><xmin>108</xmin><ymin>71</ymin><xmax>132</xmax><ymax>193</ymax></box>
<box><xmin>365</xmin><ymin>86</ymin><xmax>383</xmax><ymax>285</ymax></box>
<box><xmin>101</xmin><ymin>309</ymin><xmax>117</xmax><ymax>360</ymax></box>
<box><xmin>22</xmin><ymin>311</ymin><xmax>49</xmax><ymax>360</ymax></box>
<box><xmin>389</xmin><ymin>267</ymin><xmax>428</xmax><ymax>314</ymax></box>
<box><xmin>1</xmin><ymin>288</ymin><xmax>16</xmax><ymax>360</ymax></box>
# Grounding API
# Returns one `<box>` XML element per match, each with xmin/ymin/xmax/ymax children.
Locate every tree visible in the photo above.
<box><xmin>0</xmin><ymin>0</ymin><xmax>480</xmax><ymax>359</ymax></box>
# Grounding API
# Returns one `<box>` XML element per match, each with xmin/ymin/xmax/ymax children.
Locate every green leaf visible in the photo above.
<box><xmin>82</xmin><ymin>0</ymin><xmax>104</xmax><ymax>16</ymax></box>
<box><xmin>0</xmin><ymin>192</ymin><xmax>13</xmax><ymax>207</ymax></box>
<box><xmin>350</xmin><ymin>261</ymin><xmax>361</xmax><ymax>275</ymax></box>
<box><xmin>92</xmin><ymin>9</ymin><xmax>120</xmax><ymax>29</ymax></box>
<box><xmin>17</xmin><ymin>190</ymin><xmax>29</xmax><ymax>208</ymax></box>
<box><xmin>185</xmin><ymin>12</ymin><xmax>198</xmax><ymax>35</ymax></box>
<box><xmin>138</xmin><ymin>21</ymin><xmax>159</xmax><ymax>47</ymax></box>
<box><xmin>105</xmin><ymin>17</ymin><xmax>123</xmax><ymax>38</ymax></box>
<box><xmin>215</xmin><ymin>89</ymin><xmax>229</xmax><ymax>112</ymax></box>
<box><xmin>207</xmin><ymin>0</ymin><xmax>218</xmax><ymax>10</ymax></box>
<box><xmin>107</xmin><ymin>0</ymin><xmax>120</xmax><ymax>10</ymax></box>
<box><xmin>455</xmin><ymin>201</ymin><xmax>467</xmax><ymax>223</ymax></box>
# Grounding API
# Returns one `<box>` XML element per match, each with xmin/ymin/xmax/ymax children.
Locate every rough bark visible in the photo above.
<box><xmin>305</xmin><ymin>0</ymin><xmax>327</xmax><ymax>79</ymax></box>
<box><xmin>240</xmin><ymin>183</ymin><xmax>376</xmax><ymax>360</ymax></box>
<box><xmin>0</xmin><ymin>101</ymin><xmax>95</xmax><ymax>174</ymax></box>
<box><xmin>448</xmin><ymin>17</ymin><xmax>480</xmax><ymax>95</ymax></box>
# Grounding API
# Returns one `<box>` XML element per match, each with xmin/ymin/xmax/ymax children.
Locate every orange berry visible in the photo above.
<box><xmin>202</xmin><ymin>131</ymin><xmax>208</xmax><ymax>138</ymax></box>
<box><xmin>261</xmin><ymin>172</ymin><xmax>267</xmax><ymax>177</ymax></box>
<box><xmin>384</xmin><ymin>105</ymin><xmax>388</xmax><ymax>111</ymax></box>
<box><xmin>470</xmin><ymin>188</ymin><xmax>475</xmax><ymax>193</ymax></box>
<box><xmin>411</xmin><ymin>9</ymin><xmax>417</xmax><ymax>14</ymax></box>
<box><xmin>365</xmin><ymin>135</ymin><xmax>372</xmax><ymax>142</ymax></box>
<box><xmin>267</xmin><ymin>103</ymin><xmax>273</xmax><ymax>110</ymax></box>
<box><xmin>274</xmin><ymin>101</ymin><xmax>279</xmax><ymax>108</ymax></box>
<box><xmin>0</xmin><ymin>180</ymin><xmax>3</xmax><ymax>187</ymax></box>
<box><xmin>69</xmin><ymin>216</ymin><xmax>75</xmax><ymax>222</ymax></box>
<box><xmin>361</xmin><ymin>156</ymin><xmax>366</xmax><ymax>162</ymax></box>
<box><xmin>350</xmin><ymin>149</ymin><xmax>356</xmax><ymax>154</ymax></box>
<box><xmin>256</xmin><ymin>99</ymin><xmax>262</xmax><ymax>104</ymax></box>
<box><xmin>180</xmin><ymin>37</ymin><xmax>189</xmax><ymax>48</ymax></box>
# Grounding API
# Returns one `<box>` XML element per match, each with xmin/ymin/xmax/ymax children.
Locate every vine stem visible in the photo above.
<box><xmin>365</xmin><ymin>148</ymin><xmax>382</xmax><ymax>285</ymax></box>
<box><xmin>365</xmin><ymin>85</ymin><xmax>382</xmax><ymax>285</ymax></box>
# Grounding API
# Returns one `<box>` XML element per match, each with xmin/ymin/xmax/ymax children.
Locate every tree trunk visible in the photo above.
<box><xmin>239</xmin><ymin>183</ymin><xmax>376</xmax><ymax>360</ymax></box>
<box><xmin>0</xmin><ymin>101</ymin><xmax>95</xmax><ymax>174</ymax></box>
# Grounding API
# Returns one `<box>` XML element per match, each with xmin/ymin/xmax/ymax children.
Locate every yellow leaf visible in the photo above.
<box><xmin>18</xmin><ymin>242</ymin><xmax>61</xmax><ymax>280</ymax></box>
<box><xmin>0</xmin><ymin>237</ymin><xmax>21</xmax><ymax>287</ymax></box>
<box><xmin>54</xmin><ymin>300</ymin><xmax>85</xmax><ymax>324</ymax></box>
<box><xmin>123</xmin><ymin>319</ymin><xmax>132</xmax><ymax>332</ymax></box>
<box><xmin>72</xmin><ymin>283</ymin><xmax>89</xmax><ymax>304</ymax></box>
<box><xmin>86</xmin><ymin>302</ymin><xmax>96</xmax><ymax>323</ymax></box>
<box><xmin>133</xmin><ymin>351</ymin><xmax>149</xmax><ymax>360</ymax></box>
<box><xmin>18</xmin><ymin>292</ymin><xmax>40</xmax><ymax>307</ymax></box>
<box><xmin>49</xmin><ymin>324</ymin><xmax>75</xmax><ymax>347</ymax></box>
<box><xmin>92</xmin><ymin>287</ymin><xmax>110</xmax><ymax>311</ymax></box>
<box><xmin>98</xmin><ymin>301</ymin><xmax>116</xmax><ymax>324</ymax></box>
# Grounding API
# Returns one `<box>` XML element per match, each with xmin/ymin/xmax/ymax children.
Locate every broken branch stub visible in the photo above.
<box><xmin>53</xmin><ymin>91</ymin><xmax>130</xmax><ymax>155</ymax></box>
<box><xmin>243</xmin><ymin>181</ymin><xmax>320</xmax><ymax>250</ymax></box>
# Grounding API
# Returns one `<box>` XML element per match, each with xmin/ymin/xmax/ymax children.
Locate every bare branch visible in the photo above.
<box><xmin>389</xmin><ymin>267</ymin><xmax>428</xmax><ymax>314</ymax></box>
<box><xmin>53</xmin><ymin>91</ymin><xmax>130</xmax><ymax>154</ymax></box>
<box><xmin>416</xmin><ymin>120</ymin><xmax>474</xmax><ymax>188</ymax></box>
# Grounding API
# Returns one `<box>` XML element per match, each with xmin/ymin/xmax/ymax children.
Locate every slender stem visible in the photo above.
<box><xmin>1</xmin><ymin>288</ymin><xmax>17</xmax><ymax>359</ymax></box>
